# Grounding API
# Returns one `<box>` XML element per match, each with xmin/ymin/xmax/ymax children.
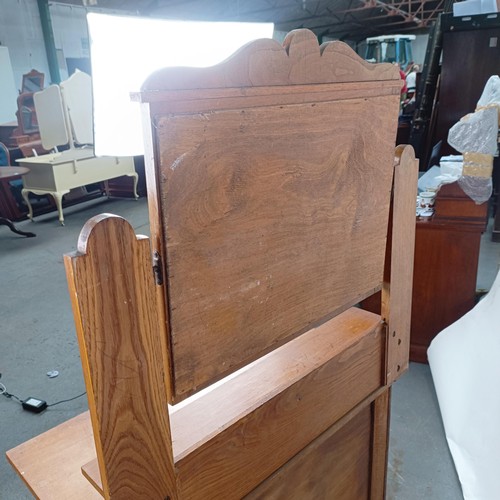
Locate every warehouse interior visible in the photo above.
<box><xmin>1</xmin><ymin>1</ymin><xmax>500</xmax><ymax>499</ymax></box>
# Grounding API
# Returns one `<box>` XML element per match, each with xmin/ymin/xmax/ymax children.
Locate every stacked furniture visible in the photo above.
<box><xmin>5</xmin><ymin>69</ymin><xmax>46</xmax><ymax>153</ymax></box>
<box><xmin>435</xmin><ymin>13</ymin><xmax>500</xmax><ymax>241</ymax></box>
<box><xmin>7</xmin><ymin>29</ymin><xmax>417</xmax><ymax>498</ymax></box>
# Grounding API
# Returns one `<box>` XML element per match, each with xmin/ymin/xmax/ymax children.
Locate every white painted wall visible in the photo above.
<box><xmin>0</xmin><ymin>0</ymin><xmax>91</xmax><ymax>90</ymax></box>
<box><xmin>0</xmin><ymin>46</ymin><xmax>19</xmax><ymax>122</ymax></box>
<box><xmin>50</xmin><ymin>3</ymin><xmax>88</xmax><ymax>58</ymax></box>
<box><xmin>0</xmin><ymin>0</ymin><xmax>50</xmax><ymax>90</ymax></box>
<box><xmin>49</xmin><ymin>2</ymin><xmax>89</xmax><ymax>80</ymax></box>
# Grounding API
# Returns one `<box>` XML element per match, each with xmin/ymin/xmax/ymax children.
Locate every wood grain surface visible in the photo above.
<box><xmin>10</xmin><ymin>28</ymin><xmax>409</xmax><ymax>500</ymax></box>
<box><xmin>410</xmin><ymin>219</ymin><xmax>484</xmax><ymax>363</ymax></box>
<box><xmin>245</xmin><ymin>403</ymin><xmax>373</xmax><ymax>499</ymax></box>
<box><xmin>383</xmin><ymin>145</ymin><xmax>418</xmax><ymax>383</ymax></box>
<box><xmin>81</xmin><ymin>307</ymin><xmax>383</xmax><ymax>498</ymax></box>
<box><xmin>157</xmin><ymin>96</ymin><xmax>398</xmax><ymax>399</ymax></box>
<box><xmin>176</xmin><ymin>316</ymin><xmax>384</xmax><ymax>499</ymax></box>
<box><xmin>362</xmin><ymin>177</ymin><xmax>486</xmax><ymax>365</ymax></box>
<box><xmin>370</xmin><ymin>389</ymin><xmax>391</xmax><ymax>499</ymax></box>
<box><xmin>6</xmin><ymin>412</ymin><xmax>101</xmax><ymax>500</ymax></box>
<box><xmin>138</xmin><ymin>29</ymin><xmax>402</xmax><ymax>402</ymax></box>
<box><xmin>64</xmin><ymin>215</ymin><xmax>177</xmax><ymax>499</ymax></box>
<box><xmin>140</xmin><ymin>29</ymin><xmax>399</xmax><ymax>93</ymax></box>
<box><xmin>432</xmin><ymin>181</ymin><xmax>489</xmax><ymax>224</ymax></box>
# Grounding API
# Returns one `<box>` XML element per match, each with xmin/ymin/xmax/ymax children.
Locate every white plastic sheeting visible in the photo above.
<box><xmin>446</xmin><ymin>76</ymin><xmax>499</xmax><ymax>204</ymax></box>
<box><xmin>448</xmin><ymin>107</ymin><xmax>498</xmax><ymax>156</ymax></box>
<box><xmin>428</xmin><ymin>269</ymin><xmax>500</xmax><ymax>500</ymax></box>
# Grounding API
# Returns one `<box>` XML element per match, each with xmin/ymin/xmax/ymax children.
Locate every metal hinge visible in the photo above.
<box><xmin>152</xmin><ymin>251</ymin><xmax>163</xmax><ymax>286</ymax></box>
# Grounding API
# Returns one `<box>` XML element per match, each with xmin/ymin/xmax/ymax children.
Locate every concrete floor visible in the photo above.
<box><xmin>1</xmin><ymin>195</ymin><xmax>498</xmax><ymax>499</ymax></box>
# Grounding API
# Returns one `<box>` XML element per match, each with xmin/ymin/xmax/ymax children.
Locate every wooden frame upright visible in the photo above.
<box><xmin>7</xmin><ymin>29</ymin><xmax>418</xmax><ymax>499</ymax></box>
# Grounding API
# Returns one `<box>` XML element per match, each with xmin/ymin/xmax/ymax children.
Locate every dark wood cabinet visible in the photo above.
<box><xmin>410</xmin><ymin>182</ymin><xmax>488</xmax><ymax>362</ymax></box>
<box><xmin>434</xmin><ymin>14</ymin><xmax>500</xmax><ymax>241</ymax></box>
<box><xmin>362</xmin><ymin>181</ymin><xmax>488</xmax><ymax>363</ymax></box>
<box><xmin>435</xmin><ymin>16</ymin><xmax>500</xmax><ymax>156</ymax></box>
<box><xmin>393</xmin><ymin>15</ymin><xmax>499</xmax><ymax>354</ymax></box>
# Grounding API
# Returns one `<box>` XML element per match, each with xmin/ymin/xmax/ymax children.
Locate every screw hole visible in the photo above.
<box><xmin>392</xmin><ymin>331</ymin><xmax>396</xmax><ymax>337</ymax></box>
<box><xmin>397</xmin><ymin>365</ymin><xmax>401</xmax><ymax>372</ymax></box>
<box><xmin>398</xmin><ymin>339</ymin><xmax>401</xmax><ymax>345</ymax></box>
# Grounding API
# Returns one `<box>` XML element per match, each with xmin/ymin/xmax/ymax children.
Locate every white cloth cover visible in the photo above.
<box><xmin>428</xmin><ymin>269</ymin><xmax>500</xmax><ymax>500</ymax></box>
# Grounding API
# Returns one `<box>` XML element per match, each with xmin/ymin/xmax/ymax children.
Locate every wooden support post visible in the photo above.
<box><xmin>370</xmin><ymin>389</ymin><xmax>391</xmax><ymax>499</ymax></box>
<box><xmin>384</xmin><ymin>145</ymin><xmax>419</xmax><ymax>384</ymax></box>
<box><xmin>64</xmin><ymin>214</ymin><xmax>177</xmax><ymax>499</ymax></box>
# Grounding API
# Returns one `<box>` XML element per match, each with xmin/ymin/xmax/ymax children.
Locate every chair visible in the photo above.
<box><xmin>7</xmin><ymin>29</ymin><xmax>418</xmax><ymax>498</ymax></box>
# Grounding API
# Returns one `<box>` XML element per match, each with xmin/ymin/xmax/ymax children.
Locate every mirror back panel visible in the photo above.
<box><xmin>138</xmin><ymin>30</ymin><xmax>402</xmax><ymax>400</ymax></box>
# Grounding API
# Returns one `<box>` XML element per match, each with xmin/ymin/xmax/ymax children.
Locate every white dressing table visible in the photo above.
<box><xmin>19</xmin><ymin>148</ymin><xmax>137</xmax><ymax>225</ymax></box>
<box><xmin>17</xmin><ymin>71</ymin><xmax>137</xmax><ymax>225</ymax></box>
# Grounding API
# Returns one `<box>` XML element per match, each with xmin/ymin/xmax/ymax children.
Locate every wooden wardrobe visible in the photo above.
<box><xmin>7</xmin><ymin>29</ymin><xmax>417</xmax><ymax>499</ymax></box>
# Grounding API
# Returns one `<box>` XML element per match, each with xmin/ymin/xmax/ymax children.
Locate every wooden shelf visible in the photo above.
<box><xmin>8</xmin><ymin>307</ymin><xmax>383</xmax><ymax>498</ymax></box>
<box><xmin>5</xmin><ymin>412</ymin><xmax>101</xmax><ymax>500</ymax></box>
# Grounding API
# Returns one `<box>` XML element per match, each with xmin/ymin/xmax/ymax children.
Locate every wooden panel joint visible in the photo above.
<box><xmin>384</xmin><ymin>145</ymin><xmax>419</xmax><ymax>384</ymax></box>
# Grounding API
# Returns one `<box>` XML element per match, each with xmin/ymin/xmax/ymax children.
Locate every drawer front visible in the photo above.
<box><xmin>52</xmin><ymin>156</ymin><xmax>135</xmax><ymax>192</ymax></box>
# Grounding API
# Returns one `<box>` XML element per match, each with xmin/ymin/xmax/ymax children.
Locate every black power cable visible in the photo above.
<box><xmin>0</xmin><ymin>378</ymin><xmax>86</xmax><ymax>409</ymax></box>
<box><xmin>47</xmin><ymin>392</ymin><xmax>87</xmax><ymax>407</ymax></box>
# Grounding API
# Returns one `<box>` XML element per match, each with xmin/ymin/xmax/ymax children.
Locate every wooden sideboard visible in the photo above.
<box><xmin>410</xmin><ymin>182</ymin><xmax>488</xmax><ymax>362</ymax></box>
<box><xmin>363</xmin><ymin>181</ymin><xmax>488</xmax><ymax>363</ymax></box>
